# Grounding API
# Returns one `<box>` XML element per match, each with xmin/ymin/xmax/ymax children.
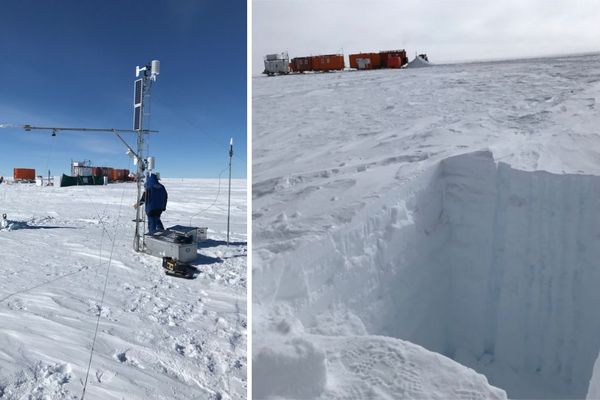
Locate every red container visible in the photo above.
<box><xmin>92</xmin><ymin>167</ymin><xmax>103</xmax><ymax>177</ymax></box>
<box><xmin>104</xmin><ymin>168</ymin><xmax>114</xmax><ymax>182</ymax></box>
<box><xmin>387</xmin><ymin>56</ymin><xmax>402</xmax><ymax>68</ymax></box>
<box><xmin>310</xmin><ymin>54</ymin><xmax>344</xmax><ymax>71</ymax></box>
<box><xmin>13</xmin><ymin>168</ymin><xmax>35</xmax><ymax>181</ymax></box>
<box><xmin>291</xmin><ymin>57</ymin><xmax>313</xmax><ymax>72</ymax></box>
<box><xmin>109</xmin><ymin>169</ymin><xmax>129</xmax><ymax>182</ymax></box>
<box><xmin>349</xmin><ymin>53</ymin><xmax>381</xmax><ymax>70</ymax></box>
<box><xmin>379</xmin><ymin>50</ymin><xmax>408</xmax><ymax>68</ymax></box>
<box><xmin>110</xmin><ymin>169</ymin><xmax>127</xmax><ymax>182</ymax></box>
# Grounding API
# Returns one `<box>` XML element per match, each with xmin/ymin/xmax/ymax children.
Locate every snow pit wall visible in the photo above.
<box><xmin>263</xmin><ymin>151</ymin><xmax>600</xmax><ymax>399</ymax></box>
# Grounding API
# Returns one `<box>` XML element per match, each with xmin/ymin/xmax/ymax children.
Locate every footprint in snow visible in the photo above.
<box><xmin>95</xmin><ymin>369</ymin><xmax>116</xmax><ymax>384</ymax></box>
<box><xmin>114</xmin><ymin>349</ymin><xmax>143</xmax><ymax>368</ymax></box>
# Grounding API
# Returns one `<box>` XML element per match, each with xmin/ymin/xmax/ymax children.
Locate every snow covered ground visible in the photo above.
<box><xmin>252</xmin><ymin>53</ymin><xmax>600</xmax><ymax>399</ymax></box>
<box><xmin>0</xmin><ymin>178</ymin><xmax>247</xmax><ymax>399</ymax></box>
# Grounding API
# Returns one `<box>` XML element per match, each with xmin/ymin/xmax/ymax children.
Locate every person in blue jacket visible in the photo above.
<box><xmin>135</xmin><ymin>173</ymin><xmax>168</xmax><ymax>234</ymax></box>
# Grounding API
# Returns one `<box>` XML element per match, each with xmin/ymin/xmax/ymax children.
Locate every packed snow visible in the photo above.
<box><xmin>0</xmin><ymin>178</ymin><xmax>247</xmax><ymax>399</ymax></box>
<box><xmin>253</xmin><ymin>53</ymin><xmax>600</xmax><ymax>399</ymax></box>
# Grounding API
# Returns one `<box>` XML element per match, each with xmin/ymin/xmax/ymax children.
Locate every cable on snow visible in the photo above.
<box><xmin>81</xmin><ymin>184</ymin><xmax>127</xmax><ymax>400</ymax></box>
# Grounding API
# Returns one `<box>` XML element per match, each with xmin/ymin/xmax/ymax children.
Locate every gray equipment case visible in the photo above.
<box><xmin>144</xmin><ymin>227</ymin><xmax>200</xmax><ymax>263</ymax></box>
<box><xmin>167</xmin><ymin>225</ymin><xmax>208</xmax><ymax>243</ymax></box>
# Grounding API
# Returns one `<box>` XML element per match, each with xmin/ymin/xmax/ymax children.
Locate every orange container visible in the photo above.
<box><xmin>349</xmin><ymin>53</ymin><xmax>381</xmax><ymax>70</ymax></box>
<box><xmin>92</xmin><ymin>167</ymin><xmax>103</xmax><ymax>176</ymax></box>
<box><xmin>379</xmin><ymin>50</ymin><xmax>408</xmax><ymax>68</ymax></box>
<box><xmin>109</xmin><ymin>169</ymin><xmax>128</xmax><ymax>182</ymax></box>
<box><xmin>387</xmin><ymin>56</ymin><xmax>402</xmax><ymax>68</ymax></box>
<box><xmin>291</xmin><ymin>57</ymin><xmax>313</xmax><ymax>72</ymax></box>
<box><xmin>13</xmin><ymin>168</ymin><xmax>35</xmax><ymax>181</ymax></box>
<box><xmin>310</xmin><ymin>54</ymin><xmax>344</xmax><ymax>71</ymax></box>
<box><xmin>110</xmin><ymin>169</ymin><xmax>125</xmax><ymax>182</ymax></box>
<box><xmin>104</xmin><ymin>168</ymin><xmax>114</xmax><ymax>182</ymax></box>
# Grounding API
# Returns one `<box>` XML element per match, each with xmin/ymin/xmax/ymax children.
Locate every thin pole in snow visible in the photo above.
<box><xmin>227</xmin><ymin>137</ymin><xmax>233</xmax><ymax>246</ymax></box>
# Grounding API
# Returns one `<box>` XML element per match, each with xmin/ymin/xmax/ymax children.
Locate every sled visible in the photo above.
<box><xmin>162</xmin><ymin>257</ymin><xmax>197</xmax><ymax>279</ymax></box>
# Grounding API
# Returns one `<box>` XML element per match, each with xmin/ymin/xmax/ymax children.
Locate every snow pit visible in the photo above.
<box><xmin>268</xmin><ymin>151</ymin><xmax>600</xmax><ymax>399</ymax></box>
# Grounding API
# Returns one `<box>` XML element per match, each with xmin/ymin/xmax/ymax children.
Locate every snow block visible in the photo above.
<box><xmin>587</xmin><ymin>354</ymin><xmax>600</xmax><ymax>399</ymax></box>
<box><xmin>253</xmin><ymin>336</ymin><xmax>327</xmax><ymax>399</ymax></box>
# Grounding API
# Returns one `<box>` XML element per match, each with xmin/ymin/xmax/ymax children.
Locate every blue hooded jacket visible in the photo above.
<box><xmin>143</xmin><ymin>173</ymin><xmax>168</xmax><ymax>214</ymax></box>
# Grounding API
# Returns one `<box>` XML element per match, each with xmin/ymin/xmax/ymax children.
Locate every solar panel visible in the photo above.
<box><xmin>134</xmin><ymin>105</ymin><xmax>142</xmax><ymax>131</ymax></box>
<box><xmin>134</xmin><ymin>79</ymin><xmax>143</xmax><ymax>106</ymax></box>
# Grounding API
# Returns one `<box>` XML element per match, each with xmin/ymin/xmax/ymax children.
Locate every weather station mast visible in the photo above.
<box><xmin>132</xmin><ymin>60</ymin><xmax>160</xmax><ymax>252</ymax></box>
<box><xmin>0</xmin><ymin>59</ymin><xmax>161</xmax><ymax>252</ymax></box>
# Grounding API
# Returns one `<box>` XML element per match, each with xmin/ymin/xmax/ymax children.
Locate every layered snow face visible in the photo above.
<box><xmin>432</xmin><ymin>152</ymin><xmax>600</xmax><ymax>399</ymax></box>
<box><xmin>260</xmin><ymin>151</ymin><xmax>600</xmax><ymax>398</ymax></box>
<box><xmin>377</xmin><ymin>150</ymin><xmax>600</xmax><ymax>399</ymax></box>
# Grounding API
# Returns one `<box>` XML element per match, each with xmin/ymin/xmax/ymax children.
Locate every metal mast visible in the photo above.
<box><xmin>1</xmin><ymin>61</ymin><xmax>160</xmax><ymax>253</ymax></box>
<box><xmin>133</xmin><ymin>60</ymin><xmax>160</xmax><ymax>252</ymax></box>
<box><xmin>227</xmin><ymin>138</ymin><xmax>233</xmax><ymax>245</ymax></box>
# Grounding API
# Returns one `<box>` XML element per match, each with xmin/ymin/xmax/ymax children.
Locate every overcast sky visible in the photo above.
<box><xmin>253</xmin><ymin>0</ymin><xmax>600</xmax><ymax>74</ymax></box>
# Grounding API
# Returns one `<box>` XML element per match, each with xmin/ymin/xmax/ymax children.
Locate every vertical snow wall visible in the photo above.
<box><xmin>263</xmin><ymin>151</ymin><xmax>600</xmax><ymax>398</ymax></box>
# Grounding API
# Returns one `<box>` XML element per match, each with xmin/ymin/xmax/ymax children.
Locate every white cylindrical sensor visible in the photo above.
<box><xmin>151</xmin><ymin>60</ymin><xmax>160</xmax><ymax>76</ymax></box>
<box><xmin>147</xmin><ymin>156</ymin><xmax>155</xmax><ymax>171</ymax></box>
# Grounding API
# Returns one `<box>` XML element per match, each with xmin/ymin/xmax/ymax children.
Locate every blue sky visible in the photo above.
<box><xmin>0</xmin><ymin>0</ymin><xmax>246</xmax><ymax>179</ymax></box>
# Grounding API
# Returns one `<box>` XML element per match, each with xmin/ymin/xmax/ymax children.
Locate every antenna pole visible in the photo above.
<box><xmin>132</xmin><ymin>60</ymin><xmax>159</xmax><ymax>252</ymax></box>
<box><xmin>133</xmin><ymin>128</ymin><xmax>144</xmax><ymax>252</ymax></box>
<box><xmin>227</xmin><ymin>138</ymin><xmax>233</xmax><ymax>246</ymax></box>
<box><xmin>133</xmin><ymin>74</ymin><xmax>148</xmax><ymax>252</ymax></box>
<box><xmin>2</xmin><ymin>61</ymin><xmax>159</xmax><ymax>251</ymax></box>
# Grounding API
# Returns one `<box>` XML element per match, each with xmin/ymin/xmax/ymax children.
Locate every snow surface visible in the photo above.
<box><xmin>0</xmin><ymin>178</ymin><xmax>246</xmax><ymax>399</ymax></box>
<box><xmin>253</xmin><ymin>53</ymin><xmax>600</xmax><ymax>399</ymax></box>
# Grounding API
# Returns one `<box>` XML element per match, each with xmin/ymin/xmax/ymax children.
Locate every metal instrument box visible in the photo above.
<box><xmin>166</xmin><ymin>225</ymin><xmax>208</xmax><ymax>243</ymax></box>
<box><xmin>144</xmin><ymin>230</ymin><xmax>197</xmax><ymax>263</ymax></box>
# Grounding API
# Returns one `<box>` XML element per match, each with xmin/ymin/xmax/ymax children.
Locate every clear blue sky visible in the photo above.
<box><xmin>0</xmin><ymin>0</ymin><xmax>246</xmax><ymax>179</ymax></box>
